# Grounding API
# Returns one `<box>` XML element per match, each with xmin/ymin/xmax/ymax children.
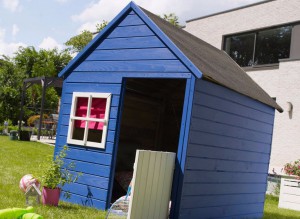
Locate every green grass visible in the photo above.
<box><xmin>263</xmin><ymin>195</ymin><xmax>300</xmax><ymax>219</ymax></box>
<box><xmin>2</xmin><ymin>135</ymin><xmax>300</xmax><ymax>219</ymax></box>
<box><xmin>0</xmin><ymin>136</ymin><xmax>106</xmax><ymax>219</ymax></box>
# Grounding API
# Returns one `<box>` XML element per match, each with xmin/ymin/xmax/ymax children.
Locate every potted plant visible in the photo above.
<box><xmin>40</xmin><ymin>145</ymin><xmax>82</xmax><ymax>206</ymax></box>
<box><xmin>19</xmin><ymin>127</ymin><xmax>32</xmax><ymax>141</ymax></box>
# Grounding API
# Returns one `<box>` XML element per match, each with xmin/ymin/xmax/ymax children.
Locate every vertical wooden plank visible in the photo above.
<box><xmin>147</xmin><ymin>152</ymin><xmax>162</xmax><ymax>219</ymax></box>
<box><xmin>153</xmin><ymin>153</ymin><xmax>167</xmax><ymax>219</ymax></box>
<box><xmin>143</xmin><ymin>152</ymin><xmax>156</xmax><ymax>218</ymax></box>
<box><xmin>128</xmin><ymin>150</ymin><xmax>175</xmax><ymax>219</ymax></box>
<box><xmin>159</xmin><ymin>154</ymin><xmax>176</xmax><ymax>219</ymax></box>
<box><xmin>171</xmin><ymin>76</ymin><xmax>195</xmax><ymax>219</ymax></box>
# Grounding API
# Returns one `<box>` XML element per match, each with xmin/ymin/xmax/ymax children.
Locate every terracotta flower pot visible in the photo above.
<box><xmin>42</xmin><ymin>187</ymin><xmax>61</xmax><ymax>206</ymax></box>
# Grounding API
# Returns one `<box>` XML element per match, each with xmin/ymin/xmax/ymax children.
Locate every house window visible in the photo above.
<box><xmin>67</xmin><ymin>92</ymin><xmax>111</xmax><ymax>148</ymax></box>
<box><xmin>224</xmin><ymin>25</ymin><xmax>292</xmax><ymax>67</ymax></box>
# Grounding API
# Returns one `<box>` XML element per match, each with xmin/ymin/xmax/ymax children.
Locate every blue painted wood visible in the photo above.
<box><xmin>130</xmin><ymin>2</ymin><xmax>203</xmax><ymax>78</ymax></box>
<box><xmin>60</xmin><ymin>192</ymin><xmax>106</xmax><ymax>210</ymax></box>
<box><xmin>106</xmin><ymin>130</ymin><xmax>115</xmax><ymax>143</ymax></box>
<box><xmin>97</xmin><ymin>36</ymin><xmax>165</xmax><ymax>50</ymax></box>
<box><xmin>63</xmin><ymin>158</ymin><xmax>110</xmax><ymax>177</ymax></box>
<box><xmin>189</xmin><ymin>131</ymin><xmax>271</xmax><ymax>154</ymax></box>
<box><xmin>54</xmin><ymin>81</ymin><xmax>68</xmax><ymax>155</ymax></box>
<box><xmin>192</xmin><ymin>104</ymin><xmax>273</xmax><ymax>134</ymax></box>
<box><xmin>196</xmin><ymin>80</ymin><xmax>273</xmax><ymax>114</ymax></box>
<box><xmin>106</xmin><ymin>79</ymin><xmax>127</xmax><ymax>208</ymax></box>
<box><xmin>183</xmin><ymin>183</ymin><xmax>266</xmax><ymax>196</ymax></box>
<box><xmin>74</xmin><ymin>60</ymin><xmax>189</xmax><ymax>73</ymax></box>
<box><xmin>171</xmin><ymin>76</ymin><xmax>195</xmax><ymax>219</ymax></box>
<box><xmin>190</xmin><ymin>118</ymin><xmax>272</xmax><ymax>144</ymax></box>
<box><xmin>64</xmin><ymin>83</ymin><xmax>121</xmax><ymax>94</ymax></box>
<box><xmin>179</xmin><ymin>203</ymin><xmax>264</xmax><ymax>219</ymax></box>
<box><xmin>185</xmin><ymin>157</ymin><xmax>269</xmax><ymax>173</ymax></box>
<box><xmin>62</xmin><ymin>183</ymin><xmax>108</xmax><ymax>201</ymax></box>
<box><xmin>221</xmin><ymin>213</ymin><xmax>263</xmax><ymax>219</ymax></box>
<box><xmin>87</xmin><ymin>48</ymin><xmax>176</xmax><ymax>61</ymax></box>
<box><xmin>108</xmin><ymin>25</ymin><xmax>154</xmax><ymax>38</ymax></box>
<box><xmin>187</xmin><ymin>144</ymin><xmax>270</xmax><ymax>163</ymax></box>
<box><xmin>193</xmin><ymin>92</ymin><xmax>274</xmax><ymax>124</ymax></box>
<box><xmin>56</xmin><ymin>136</ymin><xmax>114</xmax><ymax>155</ymax></box>
<box><xmin>56</xmin><ymin>145</ymin><xmax>112</xmax><ymax>165</ymax></box>
<box><xmin>118</xmin><ymin>14</ymin><xmax>144</xmax><ymax>26</ymax></box>
<box><xmin>67</xmin><ymin>72</ymin><xmax>191</xmax><ymax>83</ymax></box>
<box><xmin>184</xmin><ymin>170</ymin><xmax>267</xmax><ymax>183</ymax></box>
<box><xmin>69</xmin><ymin>170</ymin><xmax>109</xmax><ymax>189</ymax></box>
<box><xmin>179</xmin><ymin>79</ymin><xmax>274</xmax><ymax>219</ymax></box>
<box><xmin>180</xmin><ymin>193</ymin><xmax>265</xmax><ymax>208</ymax></box>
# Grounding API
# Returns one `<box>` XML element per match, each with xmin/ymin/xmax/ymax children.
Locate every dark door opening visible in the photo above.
<box><xmin>111</xmin><ymin>78</ymin><xmax>186</xmax><ymax>202</ymax></box>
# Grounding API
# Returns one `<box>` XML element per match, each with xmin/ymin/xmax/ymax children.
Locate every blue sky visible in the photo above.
<box><xmin>0</xmin><ymin>0</ymin><xmax>262</xmax><ymax>57</ymax></box>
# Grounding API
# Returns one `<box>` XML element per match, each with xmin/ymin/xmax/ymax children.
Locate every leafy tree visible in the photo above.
<box><xmin>65</xmin><ymin>30</ymin><xmax>93</xmax><ymax>54</ymax></box>
<box><xmin>0</xmin><ymin>56</ymin><xmax>25</xmax><ymax>123</ymax></box>
<box><xmin>162</xmin><ymin>13</ymin><xmax>181</xmax><ymax>27</ymax></box>
<box><xmin>15</xmin><ymin>47</ymin><xmax>71</xmax><ymax>78</ymax></box>
<box><xmin>0</xmin><ymin>47</ymin><xmax>72</xmax><ymax>124</ymax></box>
<box><xmin>65</xmin><ymin>20</ymin><xmax>108</xmax><ymax>53</ymax></box>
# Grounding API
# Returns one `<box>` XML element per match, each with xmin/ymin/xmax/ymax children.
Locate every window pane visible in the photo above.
<box><xmin>224</xmin><ymin>33</ymin><xmax>255</xmax><ymax>67</ymax></box>
<box><xmin>75</xmin><ymin>97</ymin><xmax>88</xmax><ymax>117</ymax></box>
<box><xmin>89</xmin><ymin>121</ymin><xmax>104</xmax><ymax>130</ymax></box>
<box><xmin>254</xmin><ymin>26</ymin><xmax>292</xmax><ymax>65</ymax></box>
<box><xmin>72</xmin><ymin>120</ymin><xmax>85</xmax><ymax>140</ymax></box>
<box><xmin>87</xmin><ymin>128</ymin><xmax>103</xmax><ymax>143</ymax></box>
<box><xmin>90</xmin><ymin>98</ymin><xmax>107</xmax><ymax>120</ymax></box>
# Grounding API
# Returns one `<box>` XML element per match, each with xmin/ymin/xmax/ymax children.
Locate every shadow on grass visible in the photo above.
<box><xmin>264</xmin><ymin>212</ymin><xmax>300</xmax><ymax>219</ymax></box>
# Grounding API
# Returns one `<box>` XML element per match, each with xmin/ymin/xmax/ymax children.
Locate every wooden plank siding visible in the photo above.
<box><xmin>55</xmin><ymin>10</ymin><xmax>192</xmax><ymax>210</ymax></box>
<box><xmin>179</xmin><ymin>79</ymin><xmax>275</xmax><ymax>219</ymax></box>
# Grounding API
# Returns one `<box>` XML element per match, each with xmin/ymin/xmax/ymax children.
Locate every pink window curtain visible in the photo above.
<box><xmin>74</xmin><ymin>97</ymin><xmax>107</xmax><ymax>130</ymax></box>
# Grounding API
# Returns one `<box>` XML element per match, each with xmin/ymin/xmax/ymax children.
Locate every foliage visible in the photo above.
<box><xmin>96</xmin><ymin>20</ymin><xmax>108</xmax><ymax>32</ymax></box>
<box><xmin>65</xmin><ymin>20</ymin><xmax>108</xmax><ymax>53</ymax></box>
<box><xmin>284</xmin><ymin>160</ymin><xmax>300</xmax><ymax>178</ymax></box>
<box><xmin>14</xmin><ymin>47</ymin><xmax>71</xmax><ymax>78</ymax></box>
<box><xmin>39</xmin><ymin>145</ymin><xmax>82</xmax><ymax>197</ymax></box>
<box><xmin>27</xmin><ymin>114</ymin><xmax>49</xmax><ymax>127</ymax></box>
<box><xmin>162</xmin><ymin>13</ymin><xmax>181</xmax><ymax>27</ymax></box>
<box><xmin>0</xmin><ymin>136</ymin><xmax>106</xmax><ymax>218</ymax></box>
<box><xmin>0</xmin><ymin>47</ymin><xmax>71</xmax><ymax>125</ymax></box>
<box><xmin>0</xmin><ymin>56</ymin><xmax>26</xmax><ymax>124</ymax></box>
<box><xmin>65</xmin><ymin>30</ymin><xmax>94</xmax><ymax>54</ymax></box>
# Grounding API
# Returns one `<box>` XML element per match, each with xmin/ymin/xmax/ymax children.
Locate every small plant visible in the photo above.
<box><xmin>40</xmin><ymin>145</ymin><xmax>82</xmax><ymax>199</ymax></box>
<box><xmin>284</xmin><ymin>160</ymin><xmax>300</xmax><ymax>178</ymax></box>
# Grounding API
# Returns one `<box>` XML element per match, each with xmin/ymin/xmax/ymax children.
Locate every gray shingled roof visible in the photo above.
<box><xmin>141</xmin><ymin>8</ymin><xmax>283</xmax><ymax>112</ymax></box>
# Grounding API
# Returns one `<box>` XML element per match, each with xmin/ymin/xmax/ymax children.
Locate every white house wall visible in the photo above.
<box><xmin>184</xmin><ymin>0</ymin><xmax>300</xmax><ymax>174</ymax></box>
<box><xmin>185</xmin><ymin>0</ymin><xmax>300</xmax><ymax>49</ymax></box>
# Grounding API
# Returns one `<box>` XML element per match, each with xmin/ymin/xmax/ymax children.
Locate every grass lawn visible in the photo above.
<box><xmin>264</xmin><ymin>195</ymin><xmax>300</xmax><ymax>218</ymax></box>
<box><xmin>2</xmin><ymin>135</ymin><xmax>300</xmax><ymax>218</ymax></box>
<box><xmin>0</xmin><ymin>135</ymin><xmax>106</xmax><ymax>219</ymax></box>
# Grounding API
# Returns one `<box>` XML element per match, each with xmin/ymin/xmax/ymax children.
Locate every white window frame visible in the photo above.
<box><xmin>67</xmin><ymin>92</ymin><xmax>111</xmax><ymax>148</ymax></box>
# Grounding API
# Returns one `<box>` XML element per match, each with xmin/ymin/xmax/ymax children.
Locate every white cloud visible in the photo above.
<box><xmin>38</xmin><ymin>36</ymin><xmax>63</xmax><ymax>50</ymax></box>
<box><xmin>55</xmin><ymin>0</ymin><xmax>69</xmax><ymax>4</ymax></box>
<box><xmin>12</xmin><ymin>24</ymin><xmax>19</xmax><ymax>37</ymax></box>
<box><xmin>1</xmin><ymin>0</ymin><xmax>20</xmax><ymax>12</ymax></box>
<box><xmin>71</xmin><ymin>0</ymin><xmax>262</xmax><ymax>32</ymax></box>
<box><xmin>0</xmin><ymin>27</ymin><xmax>26</xmax><ymax>57</ymax></box>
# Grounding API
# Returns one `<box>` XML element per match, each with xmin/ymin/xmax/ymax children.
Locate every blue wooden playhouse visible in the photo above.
<box><xmin>55</xmin><ymin>2</ymin><xmax>282</xmax><ymax>218</ymax></box>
